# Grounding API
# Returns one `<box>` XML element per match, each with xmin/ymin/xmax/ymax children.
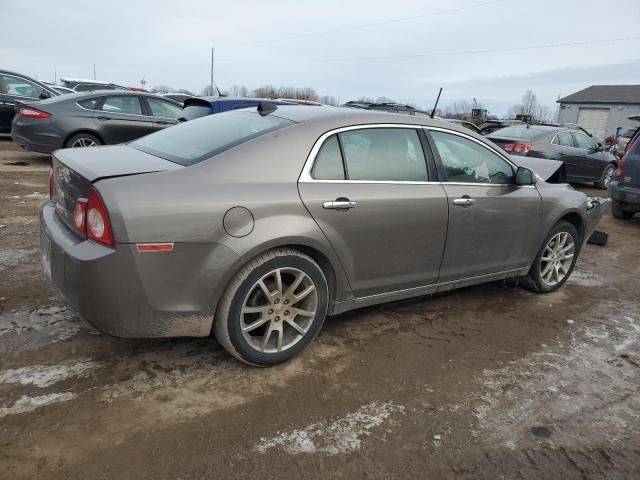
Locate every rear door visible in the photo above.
<box><xmin>298</xmin><ymin>125</ymin><xmax>449</xmax><ymax>298</ymax></box>
<box><xmin>93</xmin><ymin>95</ymin><xmax>153</xmax><ymax>143</ymax></box>
<box><xmin>142</xmin><ymin>96</ymin><xmax>181</xmax><ymax>131</ymax></box>
<box><xmin>427</xmin><ymin>128</ymin><xmax>542</xmax><ymax>283</ymax></box>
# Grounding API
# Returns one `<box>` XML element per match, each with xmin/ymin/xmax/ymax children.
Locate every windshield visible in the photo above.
<box><xmin>130</xmin><ymin>110</ymin><xmax>295</xmax><ymax>166</ymax></box>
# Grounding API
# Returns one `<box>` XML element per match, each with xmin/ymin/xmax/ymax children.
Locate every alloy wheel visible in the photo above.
<box><xmin>539</xmin><ymin>231</ymin><xmax>575</xmax><ymax>286</ymax></box>
<box><xmin>240</xmin><ymin>267</ymin><xmax>318</xmax><ymax>353</ymax></box>
<box><xmin>602</xmin><ymin>166</ymin><xmax>614</xmax><ymax>188</ymax></box>
<box><xmin>71</xmin><ymin>137</ymin><xmax>97</xmax><ymax>148</ymax></box>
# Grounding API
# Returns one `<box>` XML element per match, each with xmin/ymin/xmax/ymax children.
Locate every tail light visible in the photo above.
<box><xmin>86</xmin><ymin>187</ymin><xmax>113</xmax><ymax>245</ymax></box>
<box><xmin>71</xmin><ymin>187</ymin><xmax>113</xmax><ymax>246</ymax></box>
<box><xmin>18</xmin><ymin>107</ymin><xmax>51</xmax><ymax>119</ymax></box>
<box><xmin>503</xmin><ymin>143</ymin><xmax>532</xmax><ymax>154</ymax></box>
<box><xmin>48</xmin><ymin>167</ymin><xmax>54</xmax><ymax>198</ymax></box>
<box><xmin>615</xmin><ymin>158</ymin><xmax>626</xmax><ymax>177</ymax></box>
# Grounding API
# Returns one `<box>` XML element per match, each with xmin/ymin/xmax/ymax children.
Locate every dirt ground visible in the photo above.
<box><xmin>1</xmin><ymin>135</ymin><xmax>639</xmax><ymax>479</ymax></box>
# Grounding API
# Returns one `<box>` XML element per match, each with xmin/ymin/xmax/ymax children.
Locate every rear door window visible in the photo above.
<box><xmin>78</xmin><ymin>98</ymin><xmax>99</xmax><ymax>110</ymax></box>
<box><xmin>146</xmin><ymin>97</ymin><xmax>182</xmax><ymax>118</ymax></box>
<box><xmin>553</xmin><ymin>132</ymin><xmax>574</xmax><ymax>147</ymax></box>
<box><xmin>100</xmin><ymin>96</ymin><xmax>143</xmax><ymax>115</ymax></box>
<box><xmin>337</xmin><ymin>128</ymin><xmax>428</xmax><ymax>181</ymax></box>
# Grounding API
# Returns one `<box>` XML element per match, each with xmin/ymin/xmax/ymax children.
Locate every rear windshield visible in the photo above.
<box><xmin>489</xmin><ymin>126</ymin><xmax>546</xmax><ymax>140</ymax></box>
<box><xmin>181</xmin><ymin>104</ymin><xmax>213</xmax><ymax>121</ymax></box>
<box><xmin>130</xmin><ymin>110</ymin><xmax>294</xmax><ymax>166</ymax></box>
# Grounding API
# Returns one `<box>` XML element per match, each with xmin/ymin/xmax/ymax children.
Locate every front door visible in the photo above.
<box><xmin>427</xmin><ymin>129</ymin><xmax>542</xmax><ymax>283</ymax></box>
<box><xmin>0</xmin><ymin>74</ymin><xmax>50</xmax><ymax>133</ymax></box>
<box><xmin>93</xmin><ymin>95</ymin><xmax>154</xmax><ymax>144</ymax></box>
<box><xmin>298</xmin><ymin>127</ymin><xmax>449</xmax><ymax>298</ymax></box>
<box><xmin>571</xmin><ymin>131</ymin><xmax>609</xmax><ymax>182</ymax></box>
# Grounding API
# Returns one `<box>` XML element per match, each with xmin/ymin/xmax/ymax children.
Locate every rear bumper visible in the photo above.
<box><xmin>609</xmin><ymin>181</ymin><xmax>640</xmax><ymax>211</ymax></box>
<box><xmin>39</xmin><ymin>202</ymin><xmax>239</xmax><ymax>338</ymax></box>
<box><xmin>11</xmin><ymin>129</ymin><xmax>62</xmax><ymax>154</ymax></box>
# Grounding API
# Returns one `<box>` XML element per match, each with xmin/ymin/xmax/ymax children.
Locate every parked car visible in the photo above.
<box><xmin>487</xmin><ymin>125</ymin><xmax>617</xmax><ymax>189</ymax></box>
<box><xmin>11</xmin><ymin>90</ymin><xmax>182</xmax><ymax>153</ymax></box>
<box><xmin>617</xmin><ymin>126</ymin><xmax>639</xmax><ymax>157</ymax></box>
<box><xmin>60</xmin><ymin>77</ymin><xmax>130</xmax><ymax>92</ymax></box>
<box><xmin>179</xmin><ymin>96</ymin><xmax>293</xmax><ymax>121</ymax></box>
<box><xmin>0</xmin><ymin>69</ymin><xmax>59</xmax><ymax>133</ymax></box>
<box><xmin>609</xmin><ymin>121</ymin><xmax>640</xmax><ymax>219</ymax></box>
<box><xmin>478</xmin><ymin>119</ymin><xmax>525</xmax><ymax>136</ymax></box>
<box><xmin>342</xmin><ymin>101</ymin><xmax>431</xmax><ymax>117</ymax></box>
<box><xmin>443</xmin><ymin>118</ymin><xmax>480</xmax><ymax>133</ymax></box>
<box><xmin>41</xmin><ymin>104</ymin><xmax>606</xmax><ymax>366</ymax></box>
<box><xmin>160</xmin><ymin>92</ymin><xmax>194</xmax><ymax>105</ymax></box>
<box><xmin>51</xmin><ymin>85</ymin><xmax>76</xmax><ymax>95</ymax></box>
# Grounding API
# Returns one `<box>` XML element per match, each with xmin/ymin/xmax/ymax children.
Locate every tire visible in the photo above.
<box><xmin>595</xmin><ymin>164</ymin><xmax>615</xmax><ymax>190</ymax></box>
<box><xmin>611</xmin><ymin>201</ymin><xmax>634</xmax><ymax>220</ymax></box>
<box><xmin>65</xmin><ymin>133</ymin><xmax>102</xmax><ymax>149</ymax></box>
<box><xmin>521</xmin><ymin>221</ymin><xmax>580</xmax><ymax>293</ymax></box>
<box><xmin>214</xmin><ymin>248</ymin><xmax>329</xmax><ymax>366</ymax></box>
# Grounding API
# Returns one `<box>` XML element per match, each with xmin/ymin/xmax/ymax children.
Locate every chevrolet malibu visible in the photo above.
<box><xmin>41</xmin><ymin>104</ymin><xmax>607</xmax><ymax>366</ymax></box>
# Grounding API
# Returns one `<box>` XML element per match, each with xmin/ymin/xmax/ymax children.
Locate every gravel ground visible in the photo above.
<box><xmin>1</xmin><ymin>136</ymin><xmax>639</xmax><ymax>479</ymax></box>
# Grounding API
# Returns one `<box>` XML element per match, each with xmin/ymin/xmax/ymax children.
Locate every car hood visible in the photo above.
<box><xmin>53</xmin><ymin>145</ymin><xmax>182</xmax><ymax>182</ymax></box>
<box><xmin>508</xmin><ymin>155</ymin><xmax>564</xmax><ymax>182</ymax></box>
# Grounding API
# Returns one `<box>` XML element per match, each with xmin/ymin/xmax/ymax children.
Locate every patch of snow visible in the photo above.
<box><xmin>566</xmin><ymin>269</ymin><xmax>605</xmax><ymax>287</ymax></box>
<box><xmin>0</xmin><ymin>359</ymin><xmax>102</xmax><ymax>388</ymax></box>
<box><xmin>255</xmin><ymin>401</ymin><xmax>405</xmax><ymax>455</ymax></box>
<box><xmin>0</xmin><ymin>392</ymin><xmax>76</xmax><ymax>418</ymax></box>
<box><xmin>0</xmin><ymin>306</ymin><xmax>81</xmax><ymax>343</ymax></box>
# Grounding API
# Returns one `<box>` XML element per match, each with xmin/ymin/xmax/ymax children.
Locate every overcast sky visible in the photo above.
<box><xmin>2</xmin><ymin>0</ymin><xmax>639</xmax><ymax>115</ymax></box>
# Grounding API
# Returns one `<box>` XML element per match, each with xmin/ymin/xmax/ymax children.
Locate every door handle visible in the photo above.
<box><xmin>156</xmin><ymin>120</ymin><xmax>172</xmax><ymax>125</ymax></box>
<box><xmin>323</xmin><ymin>199</ymin><xmax>357</xmax><ymax>210</ymax></box>
<box><xmin>452</xmin><ymin>197</ymin><xmax>475</xmax><ymax>207</ymax></box>
<box><xmin>96</xmin><ymin>116</ymin><xmax>111</xmax><ymax>120</ymax></box>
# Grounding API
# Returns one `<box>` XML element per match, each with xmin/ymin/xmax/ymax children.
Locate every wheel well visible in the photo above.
<box><xmin>559</xmin><ymin>212</ymin><xmax>584</xmax><ymax>241</ymax></box>
<box><xmin>281</xmin><ymin>244</ymin><xmax>337</xmax><ymax>303</ymax></box>
<box><xmin>63</xmin><ymin>130</ymin><xmax>104</xmax><ymax>148</ymax></box>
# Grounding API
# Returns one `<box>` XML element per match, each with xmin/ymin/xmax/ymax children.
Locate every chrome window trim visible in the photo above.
<box><xmin>299</xmin><ymin>123</ymin><xmax>430</xmax><ymax>184</ymax></box>
<box><xmin>76</xmin><ymin>95</ymin><xmax>148</xmax><ymax>118</ymax></box>
<box><xmin>298</xmin><ymin>123</ymin><xmax>536</xmax><ymax>188</ymax></box>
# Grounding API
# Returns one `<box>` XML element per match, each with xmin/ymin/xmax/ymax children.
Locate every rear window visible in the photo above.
<box><xmin>181</xmin><ymin>104</ymin><xmax>213</xmax><ymax>121</ymax></box>
<box><xmin>489</xmin><ymin>126</ymin><xmax>545</xmax><ymax>140</ymax></box>
<box><xmin>130</xmin><ymin>110</ymin><xmax>294</xmax><ymax>166</ymax></box>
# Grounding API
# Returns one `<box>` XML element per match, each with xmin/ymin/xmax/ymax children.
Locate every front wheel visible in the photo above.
<box><xmin>595</xmin><ymin>164</ymin><xmax>615</xmax><ymax>190</ymax></box>
<box><xmin>611</xmin><ymin>201</ymin><xmax>635</xmax><ymax>220</ymax></box>
<box><xmin>214</xmin><ymin>248</ymin><xmax>329</xmax><ymax>366</ymax></box>
<box><xmin>521</xmin><ymin>221</ymin><xmax>580</xmax><ymax>293</ymax></box>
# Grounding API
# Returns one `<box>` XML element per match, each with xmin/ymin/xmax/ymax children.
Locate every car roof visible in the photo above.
<box><xmin>37</xmin><ymin>89</ymin><xmax>177</xmax><ymax>104</ymax></box>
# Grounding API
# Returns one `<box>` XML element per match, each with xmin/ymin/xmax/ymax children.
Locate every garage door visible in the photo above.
<box><xmin>577</xmin><ymin>108</ymin><xmax>610</xmax><ymax>141</ymax></box>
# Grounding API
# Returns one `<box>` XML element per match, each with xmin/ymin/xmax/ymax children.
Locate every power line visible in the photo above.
<box><xmin>217</xmin><ymin>36</ymin><xmax>640</xmax><ymax>64</ymax></box>
<box><xmin>222</xmin><ymin>0</ymin><xmax>505</xmax><ymax>48</ymax></box>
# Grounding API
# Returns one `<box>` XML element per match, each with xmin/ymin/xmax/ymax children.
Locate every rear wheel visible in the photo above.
<box><xmin>595</xmin><ymin>164</ymin><xmax>615</xmax><ymax>189</ymax></box>
<box><xmin>65</xmin><ymin>133</ymin><xmax>101</xmax><ymax>148</ymax></box>
<box><xmin>611</xmin><ymin>201</ymin><xmax>635</xmax><ymax>220</ymax></box>
<box><xmin>214</xmin><ymin>248</ymin><xmax>329</xmax><ymax>366</ymax></box>
<box><xmin>521</xmin><ymin>221</ymin><xmax>580</xmax><ymax>293</ymax></box>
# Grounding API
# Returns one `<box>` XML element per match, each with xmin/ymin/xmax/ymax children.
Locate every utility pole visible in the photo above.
<box><xmin>210</xmin><ymin>47</ymin><xmax>214</xmax><ymax>96</ymax></box>
<box><xmin>54</xmin><ymin>69</ymin><xmax>57</xmax><ymax>83</ymax></box>
<box><xmin>93</xmin><ymin>64</ymin><xmax>96</xmax><ymax>80</ymax></box>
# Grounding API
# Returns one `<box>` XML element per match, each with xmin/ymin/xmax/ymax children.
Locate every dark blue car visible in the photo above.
<box><xmin>179</xmin><ymin>97</ymin><xmax>293</xmax><ymax>121</ymax></box>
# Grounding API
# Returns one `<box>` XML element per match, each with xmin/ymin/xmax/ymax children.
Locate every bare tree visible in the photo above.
<box><xmin>507</xmin><ymin>90</ymin><xmax>553</xmax><ymax>122</ymax></box>
<box><xmin>442</xmin><ymin>100</ymin><xmax>472</xmax><ymax>119</ymax></box>
<box><xmin>150</xmin><ymin>85</ymin><xmax>174</xmax><ymax>93</ymax></box>
<box><xmin>200</xmin><ymin>85</ymin><xmax>218</xmax><ymax>96</ymax></box>
<box><xmin>227</xmin><ymin>84</ymin><xmax>249</xmax><ymax>97</ymax></box>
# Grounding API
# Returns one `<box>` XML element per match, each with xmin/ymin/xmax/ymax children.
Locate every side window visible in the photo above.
<box><xmin>311</xmin><ymin>135</ymin><xmax>345</xmax><ymax>180</ymax></box>
<box><xmin>338</xmin><ymin>128</ymin><xmax>428</xmax><ymax>181</ymax></box>
<box><xmin>2</xmin><ymin>75</ymin><xmax>45</xmax><ymax>99</ymax></box>
<box><xmin>430</xmin><ymin>130</ymin><xmax>514</xmax><ymax>184</ymax></box>
<box><xmin>573</xmin><ymin>132</ymin><xmax>596</xmax><ymax>151</ymax></box>
<box><xmin>553</xmin><ymin>132</ymin><xmax>574</xmax><ymax>147</ymax></box>
<box><xmin>78</xmin><ymin>98</ymin><xmax>99</xmax><ymax>110</ymax></box>
<box><xmin>147</xmin><ymin>97</ymin><xmax>182</xmax><ymax>118</ymax></box>
<box><xmin>100</xmin><ymin>96</ymin><xmax>143</xmax><ymax>115</ymax></box>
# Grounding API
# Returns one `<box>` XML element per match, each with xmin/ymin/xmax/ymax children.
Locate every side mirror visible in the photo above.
<box><xmin>515</xmin><ymin>166</ymin><xmax>535</xmax><ymax>186</ymax></box>
<box><xmin>39</xmin><ymin>91</ymin><xmax>51</xmax><ymax>100</ymax></box>
<box><xmin>597</xmin><ymin>142</ymin><xmax>603</xmax><ymax>152</ymax></box>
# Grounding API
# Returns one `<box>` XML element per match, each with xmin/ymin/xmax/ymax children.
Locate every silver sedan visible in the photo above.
<box><xmin>40</xmin><ymin>104</ymin><xmax>607</xmax><ymax>366</ymax></box>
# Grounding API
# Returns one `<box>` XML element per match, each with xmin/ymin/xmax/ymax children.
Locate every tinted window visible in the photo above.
<box><xmin>489</xmin><ymin>126</ymin><xmax>542</xmax><ymax>140</ymax></box>
<box><xmin>312</xmin><ymin>135</ymin><xmax>344</xmax><ymax>180</ymax></box>
<box><xmin>147</xmin><ymin>97</ymin><xmax>182</xmax><ymax>118</ymax></box>
<box><xmin>553</xmin><ymin>132</ymin><xmax>574</xmax><ymax>147</ymax></box>
<box><xmin>130</xmin><ymin>111</ymin><xmax>294</xmax><ymax>166</ymax></box>
<box><xmin>101</xmin><ymin>96</ymin><xmax>143</xmax><ymax>115</ymax></box>
<box><xmin>181</xmin><ymin>104</ymin><xmax>213</xmax><ymax>121</ymax></box>
<box><xmin>337</xmin><ymin>128</ymin><xmax>427</xmax><ymax>181</ymax></box>
<box><xmin>78</xmin><ymin>98</ymin><xmax>99</xmax><ymax>110</ymax></box>
<box><xmin>573</xmin><ymin>132</ymin><xmax>596</xmax><ymax>150</ymax></box>
<box><xmin>2</xmin><ymin>75</ymin><xmax>45</xmax><ymax>99</ymax></box>
<box><xmin>431</xmin><ymin>131</ymin><xmax>514</xmax><ymax>184</ymax></box>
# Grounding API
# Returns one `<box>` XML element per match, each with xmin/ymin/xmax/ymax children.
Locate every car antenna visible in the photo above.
<box><xmin>257</xmin><ymin>101</ymin><xmax>278</xmax><ymax>116</ymax></box>
<box><xmin>430</xmin><ymin>87</ymin><xmax>443</xmax><ymax>118</ymax></box>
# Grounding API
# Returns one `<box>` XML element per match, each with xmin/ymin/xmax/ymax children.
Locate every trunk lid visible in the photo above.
<box><xmin>51</xmin><ymin>145</ymin><xmax>182</xmax><ymax>235</ymax></box>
